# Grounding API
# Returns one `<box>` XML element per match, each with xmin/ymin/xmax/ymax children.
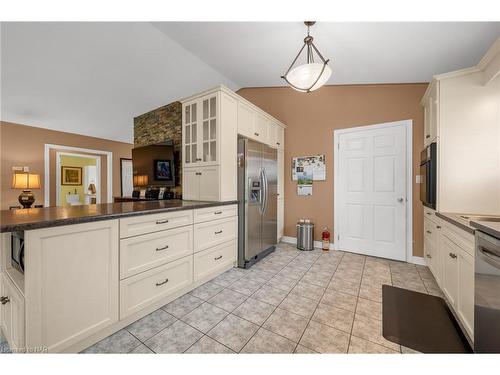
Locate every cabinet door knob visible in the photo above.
<box><xmin>426</xmin><ymin>212</ymin><xmax>432</xmax><ymax>215</ymax></box>
<box><xmin>214</xmin><ymin>255</ymin><xmax>223</xmax><ymax>260</ymax></box>
<box><xmin>436</xmin><ymin>225</ymin><xmax>441</xmax><ymax>229</ymax></box>
<box><xmin>0</xmin><ymin>296</ymin><xmax>10</xmax><ymax>305</ymax></box>
<box><xmin>397</xmin><ymin>198</ymin><xmax>404</xmax><ymax>203</ymax></box>
<box><xmin>426</xmin><ymin>254</ymin><xmax>432</xmax><ymax>259</ymax></box>
<box><xmin>254</xmin><ymin>132</ymin><xmax>259</xmax><ymax>136</ymax></box>
<box><xmin>426</xmin><ymin>230</ymin><xmax>432</xmax><ymax>234</ymax></box>
<box><xmin>276</xmin><ymin>142</ymin><xmax>280</xmax><ymax>146</ymax></box>
<box><xmin>426</xmin><ymin>135</ymin><xmax>430</xmax><ymax>139</ymax></box>
<box><xmin>155</xmin><ymin>279</ymin><xmax>169</xmax><ymax>286</ymax></box>
<box><xmin>449</xmin><ymin>252</ymin><xmax>457</xmax><ymax>259</ymax></box>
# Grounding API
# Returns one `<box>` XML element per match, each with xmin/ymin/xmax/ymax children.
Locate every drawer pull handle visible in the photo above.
<box><xmin>277</xmin><ymin>142</ymin><xmax>280</xmax><ymax>146</ymax></box>
<box><xmin>426</xmin><ymin>254</ymin><xmax>432</xmax><ymax>258</ymax></box>
<box><xmin>436</xmin><ymin>225</ymin><xmax>441</xmax><ymax>229</ymax></box>
<box><xmin>214</xmin><ymin>211</ymin><xmax>223</xmax><ymax>215</ymax></box>
<box><xmin>156</xmin><ymin>279</ymin><xmax>169</xmax><ymax>286</ymax></box>
<box><xmin>1</xmin><ymin>296</ymin><xmax>10</xmax><ymax>305</ymax></box>
<box><xmin>156</xmin><ymin>219</ymin><xmax>169</xmax><ymax>225</ymax></box>
<box><xmin>215</xmin><ymin>230</ymin><xmax>223</xmax><ymax>235</ymax></box>
<box><xmin>426</xmin><ymin>230</ymin><xmax>432</xmax><ymax>234</ymax></box>
<box><xmin>254</xmin><ymin>132</ymin><xmax>259</xmax><ymax>136</ymax></box>
<box><xmin>196</xmin><ymin>158</ymin><xmax>202</xmax><ymax>161</ymax></box>
<box><xmin>449</xmin><ymin>252</ymin><xmax>457</xmax><ymax>259</ymax></box>
<box><xmin>426</xmin><ymin>212</ymin><xmax>431</xmax><ymax>215</ymax></box>
<box><xmin>214</xmin><ymin>255</ymin><xmax>223</xmax><ymax>260</ymax></box>
<box><xmin>156</xmin><ymin>245</ymin><xmax>169</xmax><ymax>251</ymax></box>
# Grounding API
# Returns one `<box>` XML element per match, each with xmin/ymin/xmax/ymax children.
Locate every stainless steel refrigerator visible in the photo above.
<box><xmin>238</xmin><ymin>137</ymin><xmax>278</xmax><ymax>268</ymax></box>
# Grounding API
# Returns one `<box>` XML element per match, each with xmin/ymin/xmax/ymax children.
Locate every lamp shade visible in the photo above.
<box><xmin>285</xmin><ymin>63</ymin><xmax>332</xmax><ymax>92</ymax></box>
<box><xmin>12</xmin><ymin>173</ymin><xmax>41</xmax><ymax>189</ymax></box>
<box><xmin>133</xmin><ymin>175</ymin><xmax>148</xmax><ymax>187</ymax></box>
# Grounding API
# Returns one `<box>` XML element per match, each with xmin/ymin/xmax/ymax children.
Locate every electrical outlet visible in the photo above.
<box><xmin>23</xmin><ymin>166</ymin><xmax>30</xmax><ymax>172</ymax></box>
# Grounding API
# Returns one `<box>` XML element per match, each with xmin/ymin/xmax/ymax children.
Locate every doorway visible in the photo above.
<box><xmin>56</xmin><ymin>152</ymin><xmax>101</xmax><ymax>206</ymax></box>
<box><xmin>334</xmin><ymin>120</ymin><xmax>412</xmax><ymax>261</ymax></box>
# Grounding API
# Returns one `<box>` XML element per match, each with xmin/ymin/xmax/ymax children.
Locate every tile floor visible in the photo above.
<box><xmin>2</xmin><ymin>242</ymin><xmax>439</xmax><ymax>354</ymax></box>
<box><xmin>81</xmin><ymin>242</ymin><xmax>440</xmax><ymax>354</ymax></box>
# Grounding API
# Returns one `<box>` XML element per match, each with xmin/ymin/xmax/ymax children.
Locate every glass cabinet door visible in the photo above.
<box><xmin>201</xmin><ymin>95</ymin><xmax>217</xmax><ymax>163</ymax></box>
<box><xmin>184</xmin><ymin>102</ymin><xmax>198</xmax><ymax>165</ymax></box>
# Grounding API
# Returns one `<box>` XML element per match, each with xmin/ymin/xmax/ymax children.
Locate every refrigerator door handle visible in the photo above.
<box><xmin>259</xmin><ymin>168</ymin><xmax>265</xmax><ymax>214</ymax></box>
<box><xmin>262</xmin><ymin>168</ymin><xmax>268</xmax><ymax>214</ymax></box>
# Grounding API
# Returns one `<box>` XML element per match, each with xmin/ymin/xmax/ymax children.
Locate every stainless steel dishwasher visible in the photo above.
<box><xmin>474</xmin><ymin>230</ymin><xmax>500</xmax><ymax>353</ymax></box>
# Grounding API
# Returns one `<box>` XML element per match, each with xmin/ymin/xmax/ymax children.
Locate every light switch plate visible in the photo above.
<box><xmin>416</xmin><ymin>175</ymin><xmax>422</xmax><ymax>184</ymax></box>
<box><xmin>23</xmin><ymin>166</ymin><xmax>30</xmax><ymax>172</ymax></box>
<box><xmin>12</xmin><ymin>166</ymin><xmax>23</xmax><ymax>171</ymax></box>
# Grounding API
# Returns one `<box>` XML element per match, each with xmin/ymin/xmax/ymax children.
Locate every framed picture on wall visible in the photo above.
<box><xmin>61</xmin><ymin>166</ymin><xmax>82</xmax><ymax>185</ymax></box>
<box><xmin>154</xmin><ymin>159</ymin><xmax>174</xmax><ymax>182</ymax></box>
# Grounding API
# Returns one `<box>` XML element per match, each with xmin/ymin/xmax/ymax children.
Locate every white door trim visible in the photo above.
<box><xmin>44</xmin><ymin>144</ymin><xmax>113</xmax><ymax>206</ymax></box>
<box><xmin>56</xmin><ymin>152</ymin><xmax>101</xmax><ymax>206</ymax></box>
<box><xmin>333</xmin><ymin>119</ymin><xmax>413</xmax><ymax>262</ymax></box>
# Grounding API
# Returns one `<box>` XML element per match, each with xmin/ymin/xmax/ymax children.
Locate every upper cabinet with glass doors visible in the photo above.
<box><xmin>183</xmin><ymin>92</ymin><xmax>219</xmax><ymax>167</ymax></box>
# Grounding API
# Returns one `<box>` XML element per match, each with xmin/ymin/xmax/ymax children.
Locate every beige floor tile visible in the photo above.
<box><xmin>279</xmin><ymin>293</ymin><xmax>318</xmax><ymax>318</ymax></box>
<box><xmin>130</xmin><ymin>344</ymin><xmax>154</xmax><ymax>354</ymax></box>
<box><xmin>228</xmin><ymin>277</ymin><xmax>264</xmax><ymax>296</ymax></box>
<box><xmin>243</xmin><ymin>269</ymin><xmax>275</xmax><ymax>284</ymax></box>
<box><xmin>351</xmin><ymin>314</ymin><xmax>400</xmax><ymax>351</ymax></box>
<box><xmin>348</xmin><ymin>336</ymin><xmax>399</xmax><ymax>354</ymax></box>
<box><xmin>266</xmin><ymin>274</ymin><xmax>298</xmax><ymax>292</ymax></box>
<box><xmin>126</xmin><ymin>309</ymin><xmax>177</xmax><ymax>342</ymax></box>
<box><xmin>299</xmin><ymin>321</ymin><xmax>350</xmax><ymax>353</ymax></box>
<box><xmin>162</xmin><ymin>293</ymin><xmax>204</xmax><ymax>319</ymax></box>
<box><xmin>301</xmin><ymin>270</ymin><xmax>332</xmax><ymax>287</ymax></box>
<box><xmin>252</xmin><ymin>284</ymin><xmax>289</xmax><ymax>306</ymax></box>
<box><xmin>328</xmin><ymin>277</ymin><xmax>360</xmax><ymax>296</ymax></box>
<box><xmin>294</xmin><ymin>345</ymin><xmax>318</xmax><ymax>354</ymax></box>
<box><xmin>232</xmin><ymin>297</ymin><xmax>275</xmax><ymax>325</ymax></box>
<box><xmin>185</xmin><ymin>335</ymin><xmax>234</xmax><ymax>353</ymax></box>
<box><xmin>290</xmin><ymin>281</ymin><xmax>326</xmax><ymax>302</ymax></box>
<box><xmin>356</xmin><ymin>298</ymin><xmax>382</xmax><ymax>320</ymax></box>
<box><xmin>211</xmin><ymin>268</ymin><xmax>248</xmax><ymax>287</ymax></box>
<box><xmin>321</xmin><ymin>290</ymin><xmax>357</xmax><ymax>312</ymax></box>
<box><xmin>189</xmin><ymin>280</ymin><xmax>225</xmax><ymax>301</ymax></box>
<box><xmin>241</xmin><ymin>328</ymin><xmax>296</xmax><ymax>353</ymax></box>
<box><xmin>358</xmin><ymin>284</ymin><xmax>383</xmax><ymax>303</ymax></box>
<box><xmin>278</xmin><ymin>266</ymin><xmax>308</xmax><ymax>280</ymax></box>
<box><xmin>262</xmin><ymin>308</ymin><xmax>309</xmax><ymax>342</ymax></box>
<box><xmin>311</xmin><ymin>303</ymin><xmax>354</xmax><ymax>333</ymax></box>
<box><xmin>207</xmin><ymin>314</ymin><xmax>259</xmax><ymax>352</ymax></box>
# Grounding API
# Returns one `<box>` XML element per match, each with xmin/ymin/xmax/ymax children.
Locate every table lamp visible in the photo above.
<box><xmin>12</xmin><ymin>173</ymin><xmax>41</xmax><ymax>208</ymax></box>
<box><xmin>133</xmin><ymin>175</ymin><xmax>148</xmax><ymax>187</ymax></box>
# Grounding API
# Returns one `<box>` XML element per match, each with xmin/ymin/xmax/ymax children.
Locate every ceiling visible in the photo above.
<box><xmin>154</xmin><ymin>22</ymin><xmax>500</xmax><ymax>86</ymax></box>
<box><xmin>1</xmin><ymin>22</ymin><xmax>499</xmax><ymax>143</ymax></box>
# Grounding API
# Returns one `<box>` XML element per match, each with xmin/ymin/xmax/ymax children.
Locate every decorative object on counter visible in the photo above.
<box><xmin>87</xmin><ymin>183</ymin><xmax>96</xmax><ymax>194</ymax></box>
<box><xmin>297</xmin><ymin>219</ymin><xmax>314</xmax><ymax>251</ymax></box>
<box><xmin>322</xmin><ymin>227</ymin><xmax>330</xmax><ymax>251</ymax></box>
<box><xmin>154</xmin><ymin>159</ymin><xmax>174</xmax><ymax>182</ymax></box>
<box><xmin>61</xmin><ymin>166</ymin><xmax>82</xmax><ymax>185</ymax></box>
<box><xmin>281</xmin><ymin>21</ymin><xmax>332</xmax><ymax>93</ymax></box>
<box><xmin>11</xmin><ymin>172</ymin><xmax>41</xmax><ymax>209</ymax></box>
<box><xmin>133</xmin><ymin>174</ymin><xmax>148</xmax><ymax>187</ymax></box>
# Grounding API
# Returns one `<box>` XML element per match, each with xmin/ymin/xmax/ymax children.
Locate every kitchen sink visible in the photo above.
<box><xmin>460</xmin><ymin>215</ymin><xmax>500</xmax><ymax>222</ymax></box>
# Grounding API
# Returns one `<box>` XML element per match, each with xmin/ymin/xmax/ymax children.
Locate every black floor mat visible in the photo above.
<box><xmin>382</xmin><ymin>285</ymin><xmax>472</xmax><ymax>353</ymax></box>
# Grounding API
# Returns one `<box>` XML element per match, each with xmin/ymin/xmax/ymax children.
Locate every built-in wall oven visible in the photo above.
<box><xmin>420</xmin><ymin>142</ymin><xmax>437</xmax><ymax>210</ymax></box>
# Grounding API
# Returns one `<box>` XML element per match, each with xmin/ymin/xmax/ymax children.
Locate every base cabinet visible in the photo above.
<box><xmin>25</xmin><ymin>220</ymin><xmax>119</xmax><ymax>353</ymax></box>
<box><xmin>0</xmin><ymin>273</ymin><xmax>25</xmax><ymax>351</ymax></box>
<box><xmin>441</xmin><ymin>235</ymin><xmax>459</xmax><ymax>307</ymax></box>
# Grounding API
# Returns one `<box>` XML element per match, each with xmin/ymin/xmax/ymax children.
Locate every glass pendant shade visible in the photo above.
<box><xmin>281</xmin><ymin>22</ymin><xmax>331</xmax><ymax>93</ymax></box>
<box><xmin>285</xmin><ymin>62</ymin><xmax>332</xmax><ymax>92</ymax></box>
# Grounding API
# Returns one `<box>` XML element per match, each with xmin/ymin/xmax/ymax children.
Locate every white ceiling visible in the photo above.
<box><xmin>1</xmin><ymin>22</ymin><xmax>499</xmax><ymax>143</ymax></box>
<box><xmin>155</xmin><ymin>22</ymin><xmax>500</xmax><ymax>86</ymax></box>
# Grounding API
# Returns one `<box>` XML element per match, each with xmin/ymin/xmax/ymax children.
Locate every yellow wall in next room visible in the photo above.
<box><xmin>59</xmin><ymin>155</ymin><xmax>97</xmax><ymax>206</ymax></box>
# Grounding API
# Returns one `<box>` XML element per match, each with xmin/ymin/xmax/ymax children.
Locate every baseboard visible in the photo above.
<box><xmin>281</xmin><ymin>236</ymin><xmax>336</xmax><ymax>251</ymax></box>
<box><xmin>282</xmin><ymin>236</ymin><xmax>427</xmax><ymax>266</ymax></box>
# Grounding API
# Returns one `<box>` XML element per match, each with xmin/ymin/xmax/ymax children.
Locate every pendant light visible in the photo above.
<box><xmin>281</xmin><ymin>21</ymin><xmax>332</xmax><ymax>93</ymax></box>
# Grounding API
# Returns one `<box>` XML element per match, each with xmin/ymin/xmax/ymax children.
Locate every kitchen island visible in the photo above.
<box><xmin>0</xmin><ymin>200</ymin><xmax>238</xmax><ymax>353</ymax></box>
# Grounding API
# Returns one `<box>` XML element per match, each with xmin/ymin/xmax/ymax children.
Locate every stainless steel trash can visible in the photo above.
<box><xmin>297</xmin><ymin>221</ymin><xmax>314</xmax><ymax>251</ymax></box>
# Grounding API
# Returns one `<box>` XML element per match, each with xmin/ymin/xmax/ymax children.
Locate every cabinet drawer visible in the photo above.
<box><xmin>1</xmin><ymin>273</ymin><xmax>25</xmax><ymax>350</ymax></box>
<box><xmin>194</xmin><ymin>204</ymin><xmax>237</xmax><ymax>224</ymax></box>
<box><xmin>120</xmin><ymin>256</ymin><xmax>193</xmax><ymax>319</ymax></box>
<box><xmin>424</xmin><ymin>207</ymin><xmax>438</xmax><ymax>223</ymax></box>
<box><xmin>194</xmin><ymin>216</ymin><xmax>238</xmax><ymax>253</ymax></box>
<box><xmin>442</xmin><ymin>222</ymin><xmax>474</xmax><ymax>257</ymax></box>
<box><xmin>119</xmin><ymin>210</ymin><xmax>193</xmax><ymax>238</ymax></box>
<box><xmin>194</xmin><ymin>240</ymin><xmax>237</xmax><ymax>282</ymax></box>
<box><xmin>120</xmin><ymin>226</ymin><xmax>193</xmax><ymax>279</ymax></box>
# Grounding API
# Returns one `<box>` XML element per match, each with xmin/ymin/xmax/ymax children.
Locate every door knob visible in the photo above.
<box><xmin>0</xmin><ymin>296</ymin><xmax>10</xmax><ymax>305</ymax></box>
<box><xmin>397</xmin><ymin>198</ymin><xmax>404</xmax><ymax>203</ymax></box>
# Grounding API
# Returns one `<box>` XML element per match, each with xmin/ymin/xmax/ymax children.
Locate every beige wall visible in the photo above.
<box><xmin>0</xmin><ymin>121</ymin><xmax>133</xmax><ymax>209</ymax></box>
<box><xmin>237</xmin><ymin>84</ymin><xmax>428</xmax><ymax>257</ymax></box>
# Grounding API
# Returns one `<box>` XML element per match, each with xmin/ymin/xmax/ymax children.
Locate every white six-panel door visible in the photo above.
<box><xmin>335</xmin><ymin>121</ymin><xmax>409</xmax><ymax>261</ymax></box>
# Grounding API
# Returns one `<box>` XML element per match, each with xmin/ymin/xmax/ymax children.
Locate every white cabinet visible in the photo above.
<box><xmin>424</xmin><ymin>216</ymin><xmax>443</xmax><ymax>286</ymax></box>
<box><xmin>253</xmin><ymin>112</ymin><xmax>269</xmax><ymax>144</ymax></box>
<box><xmin>183</xmin><ymin>93</ymin><xmax>219</xmax><ymax>167</ymax></box>
<box><xmin>441</xmin><ymin>235</ymin><xmax>459</xmax><ymax>307</ymax></box>
<box><xmin>422</xmin><ymin>80</ymin><xmax>438</xmax><ymax>146</ymax></box>
<box><xmin>457</xmin><ymin>249</ymin><xmax>474</xmax><ymax>338</ymax></box>
<box><xmin>277</xmin><ymin>198</ymin><xmax>284</xmax><ymax>241</ymax></box>
<box><xmin>237</xmin><ymin>101</ymin><xmax>270</xmax><ymax>144</ymax></box>
<box><xmin>24</xmin><ymin>220</ymin><xmax>119</xmax><ymax>353</ymax></box>
<box><xmin>0</xmin><ymin>273</ymin><xmax>25</xmax><ymax>351</ymax></box>
<box><xmin>277</xmin><ymin>149</ymin><xmax>284</xmax><ymax>199</ymax></box>
<box><xmin>182</xmin><ymin>88</ymin><xmax>238</xmax><ymax>202</ymax></box>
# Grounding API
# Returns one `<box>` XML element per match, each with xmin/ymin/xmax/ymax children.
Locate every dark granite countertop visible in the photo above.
<box><xmin>0</xmin><ymin>200</ymin><xmax>238</xmax><ymax>233</ymax></box>
<box><xmin>435</xmin><ymin>212</ymin><xmax>476</xmax><ymax>234</ymax></box>
<box><xmin>470</xmin><ymin>220</ymin><xmax>500</xmax><ymax>239</ymax></box>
